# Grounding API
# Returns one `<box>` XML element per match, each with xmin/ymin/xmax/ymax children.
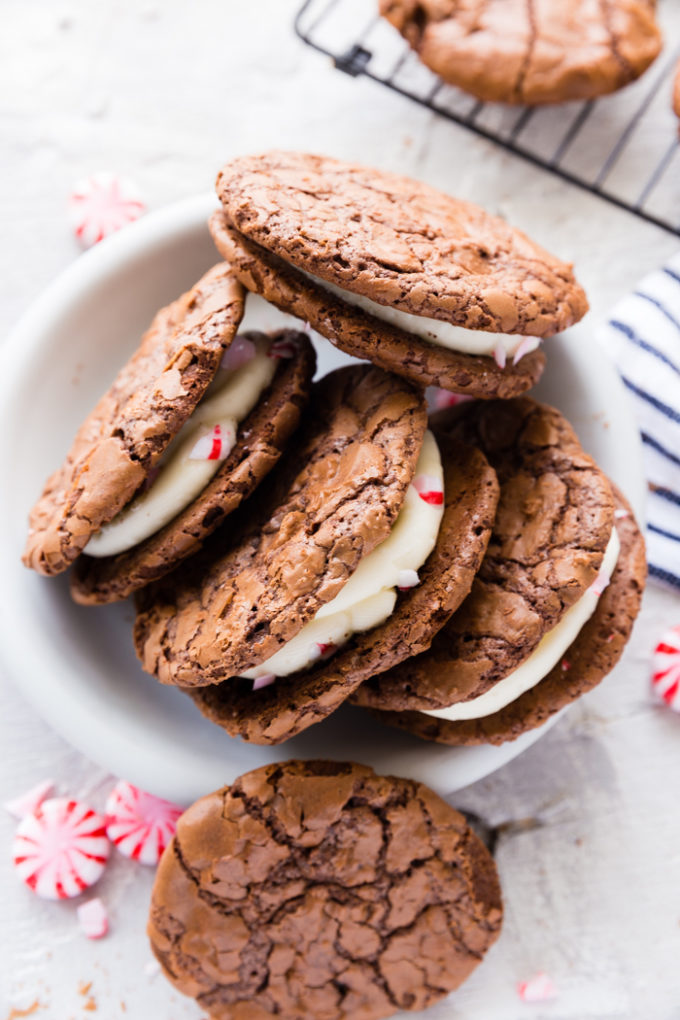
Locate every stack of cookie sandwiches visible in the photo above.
<box><xmin>23</xmin><ymin>152</ymin><xmax>645</xmax><ymax>758</ymax></box>
<box><xmin>23</xmin><ymin>263</ymin><xmax>316</xmax><ymax>599</ymax></box>
<box><xmin>134</xmin><ymin>364</ymin><xmax>500</xmax><ymax>743</ymax></box>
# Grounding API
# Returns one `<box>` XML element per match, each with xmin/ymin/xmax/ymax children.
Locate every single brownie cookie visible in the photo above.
<box><xmin>148</xmin><ymin>761</ymin><xmax>503</xmax><ymax>1020</ymax></box>
<box><xmin>69</xmin><ymin>329</ymin><xmax>315</xmax><ymax>604</ymax></box>
<box><xmin>381</xmin><ymin>0</ymin><xmax>662</xmax><ymax>105</ymax></box>
<box><xmin>368</xmin><ymin>490</ymin><xmax>645</xmax><ymax>745</ymax></box>
<box><xmin>188</xmin><ymin>432</ymin><xmax>499</xmax><ymax>744</ymax></box>
<box><xmin>211</xmin><ymin>152</ymin><xmax>588</xmax><ymax>395</ymax></box>
<box><xmin>134</xmin><ymin>365</ymin><xmax>428</xmax><ymax>687</ymax></box>
<box><xmin>23</xmin><ymin>263</ymin><xmax>245</xmax><ymax>576</ymax></box>
<box><xmin>354</xmin><ymin>398</ymin><xmax>615</xmax><ymax>714</ymax></box>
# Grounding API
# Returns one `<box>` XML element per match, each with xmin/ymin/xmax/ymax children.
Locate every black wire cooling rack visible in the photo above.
<box><xmin>295</xmin><ymin>0</ymin><xmax>680</xmax><ymax>237</ymax></box>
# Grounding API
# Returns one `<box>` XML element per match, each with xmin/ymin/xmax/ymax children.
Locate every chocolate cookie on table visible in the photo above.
<box><xmin>210</xmin><ymin>151</ymin><xmax>588</xmax><ymax>397</ymax></box>
<box><xmin>24</xmin><ymin>263</ymin><xmax>245</xmax><ymax>577</ymax></box>
<box><xmin>70</xmin><ymin>329</ymin><xmax>315</xmax><ymax>604</ymax></box>
<box><xmin>134</xmin><ymin>365</ymin><xmax>500</xmax><ymax>744</ymax></box>
<box><xmin>354</xmin><ymin>397</ymin><xmax>645</xmax><ymax>744</ymax></box>
<box><xmin>380</xmin><ymin>0</ymin><xmax>662</xmax><ymax>106</ymax></box>
<box><xmin>148</xmin><ymin>760</ymin><xmax>503</xmax><ymax>1020</ymax></box>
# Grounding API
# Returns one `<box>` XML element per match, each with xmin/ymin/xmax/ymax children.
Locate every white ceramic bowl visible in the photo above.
<box><xmin>0</xmin><ymin>194</ymin><xmax>645</xmax><ymax>805</ymax></box>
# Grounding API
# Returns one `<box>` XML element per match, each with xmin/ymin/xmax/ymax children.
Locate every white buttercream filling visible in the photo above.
<box><xmin>301</xmin><ymin>269</ymin><xmax>541</xmax><ymax>360</ymax></box>
<box><xmin>421</xmin><ymin>527</ymin><xmax>621</xmax><ymax>722</ymax></box>
<box><xmin>243</xmin><ymin>430</ymin><xmax>445</xmax><ymax>680</ymax></box>
<box><xmin>84</xmin><ymin>334</ymin><xmax>277</xmax><ymax>557</ymax></box>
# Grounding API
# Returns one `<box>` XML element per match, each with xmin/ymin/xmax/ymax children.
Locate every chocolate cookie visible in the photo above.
<box><xmin>148</xmin><ymin>761</ymin><xmax>503</xmax><ymax>1020</ymax></box>
<box><xmin>381</xmin><ymin>0</ymin><xmax>662</xmax><ymax>106</ymax></box>
<box><xmin>23</xmin><ymin>263</ymin><xmax>245</xmax><ymax>576</ymax></box>
<box><xmin>211</xmin><ymin>152</ymin><xmax>588</xmax><ymax>395</ymax></box>
<box><xmin>369</xmin><ymin>490</ymin><xmax>645</xmax><ymax>745</ymax></box>
<box><xmin>69</xmin><ymin>330</ymin><xmax>315</xmax><ymax>605</ymax></box>
<box><xmin>134</xmin><ymin>365</ymin><xmax>428</xmax><ymax>687</ymax></box>
<box><xmin>354</xmin><ymin>398</ymin><xmax>616</xmax><ymax>714</ymax></box>
<box><xmin>188</xmin><ymin>432</ymin><xmax>499</xmax><ymax>744</ymax></box>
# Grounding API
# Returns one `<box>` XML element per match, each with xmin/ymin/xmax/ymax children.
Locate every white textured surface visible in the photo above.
<box><xmin>1</xmin><ymin>1</ymin><xmax>680</xmax><ymax>1017</ymax></box>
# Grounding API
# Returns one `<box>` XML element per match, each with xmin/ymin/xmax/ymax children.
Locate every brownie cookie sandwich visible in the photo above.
<box><xmin>210</xmin><ymin>151</ymin><xmax>588</xmax><ymax>397</ymax></box>
<box><xmin>380</xmin><ymin>0</ymin><xmax>662</xmax><ymax>106</ymax></box>
<box><xmin>148</xmin><ymin>760</ymin><xmax>503</xmax><ymax>1020</ymax></box>
<box><xmin>354</xmin><ymin>397</ymin><xmax>646</xmax><ymax>745</ymax></box>
<box><xmin>134</xmin><ymin>365</ymin><xmax>500</xmax><ymax>744</ymax></box>
<box><xmin>23</xmin><ymin>263</ymin><xmax>315</xmax><ymax>602</ymax></box>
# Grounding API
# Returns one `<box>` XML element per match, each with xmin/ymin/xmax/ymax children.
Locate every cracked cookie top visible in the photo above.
<box><xmin>134</xmin><ymin>365</ymin><xmax>427</xmax><ymax>687</ymax></box>
<box><xmin>148</xmin><ymin>760</ymin><xmax>503</xmax><ymax>1020</ymax></box>
<box><xmin>23</xmin><ymin>263</ymin><xmax>245</xmax><ymax>576</ymax></box>
<box><xmin>354</xmin><ymin>397</ymin><xmax>616</xmax><ymax>712</ymax></box>
<box><xmin>215</xmin><ymin>151</ymin><xmax>588</xmax><ymax>338</ymax></box>
<box><xmin>380</xmin><ymin>0</ymin><xmax>662</xmax><ymax>106</ymax></box>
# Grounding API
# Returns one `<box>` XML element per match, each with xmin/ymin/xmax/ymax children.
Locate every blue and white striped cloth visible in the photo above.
<box><xmin>598</xmin><ymin>253</ymin><xmax>680</xmax><ymax>591</ymax></box>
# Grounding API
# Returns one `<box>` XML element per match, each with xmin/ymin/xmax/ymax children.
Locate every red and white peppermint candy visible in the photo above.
<box><xmin>4</xmin><ymin>779</ymin><xmax>55</xmax><ymax>821</ymax></box>
<box><xmin>189</xmin><ymin>422</ymin><xmax>236</xmax><ymax>462</ymax></box>
<box><xmin>77</xmin><ymin>897</ymin><xmax>109</xmax><ymax>939</ymax></box>
<box><xmin>12</xmin><ymin>798</ymin><xmax>109</xmax><ymax>900</ymax></box>
<box><xmin>412</xmin><ymin>475</ymin><xmax>444</xmax><ymax>506</ymax></box>
<box><xmin>651</xmin><ymin>624</ymin><xmax>680</xmax><ymax>711</ymax></box>
<box><xmin>221</xmin><ymin>336</ymin><xmax>257</xmax><ymax>372</ymax></box>
<box><xmin>252</xmin><ymin>673</ymin><xmax>277</xmax><ymax>691</ymax></box>
<box><xmin>517</xmin><ymin>972</ymin><xmax>557</xmax><ymax>1003</ymax></box>
<box><xmin>69</xmin><ymin>172</ymin><xmax>145</xmax><ymax>248</ymax></box>
<box><xmin>268</xmin><ymin>337</ymin><xmax>298</xmax><ymax>359</ymax></box>
<box><xmin>106</xmin><ymin>781</ymin><xmax>182</xmax><ymax>866</ymax></box>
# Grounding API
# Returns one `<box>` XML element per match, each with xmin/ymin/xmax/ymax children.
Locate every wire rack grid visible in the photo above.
<box><xmin>295</xmin><ymin>0</ymin><xmax>680</xmax><ymax>237</ymax></box>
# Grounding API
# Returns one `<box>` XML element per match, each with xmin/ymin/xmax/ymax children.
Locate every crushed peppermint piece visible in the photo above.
<box><xmin>493</xmin><ymin>343</ymin><xmax>507</xmax><ymax>370</ymax></box>
<box><xmin>252</xmin><ymin>673</ymin><xmax>277</xmax><ymax>690</ymax></box>
<box><xmin>189</xmin><ymin>423</ymin><xmax>236</xmax><ymax>462</ymax></box>
<box><xmin>77</xmin><ymin>897</ymin><xmax>109</xmax><ymax>939</ymax></box>
<box><xmin>268</xmin><ymin>337</ymin><xmax>298</xmax><ymax>359</ymax></box>
<box><xmin>412</xmin><ymin>475</ymin><xmax>444</xmax><ymax>506</ymax></box>
<box><xmin>221</xmin><ymin>336</ymin><xmax>257</xmax><ymax>372</ymax></box>
<box><xmin>4</xmin><ymin>779</ymin><xmax>55</xmax><ymax>821</ymax></box>
<box><xmin>105</xmin><ymin>781</ymin><xmax>182</xmax><ymax>866</ymax></box>
<box><xmin>517</xmin><ymin>972</ymin><xmax>557</xmax><ymax>1003</ymax></box>
<box><xmin>397</xmin><ymin>569</ymin><xmax>420</xmax><ymax>591</ymax></box>
<box><xmin>512</xmin><ymin>337</ymin><xmax>538</xmax><ymax>365</ymax></box>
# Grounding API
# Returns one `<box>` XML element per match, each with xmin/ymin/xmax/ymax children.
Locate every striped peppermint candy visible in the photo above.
<box><xmin>12</xmin><ymin>798</ymin><xmax>109</xmax><ymax>900</ymax></box>
<box><xmin>69</xmin><ymin>172</ymin><xmax>145</xmax><ymax>248</ymax></box>
<box><xmin>189</xmin><ymin>422</ymin><xmax>236</xmax><ymax>462</ymax></box>
<box><xmin>412</xmin><ymin>474</ymin><xmax>444</xmax><ymax>506</ymax></box>
<box><xmin>651</xmin><ymin>624</ymin><xmax>680</xmax><ymax>711</ymax></box>
<box><xmin>105</xmin><ymin>781</ymin><xmax>182</xmax><ymax>866</ymax></box>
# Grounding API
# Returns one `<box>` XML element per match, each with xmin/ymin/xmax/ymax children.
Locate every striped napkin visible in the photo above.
<box><xmin>598</xmin><ymin>253</ymin><xmax>680</xmax><ymax>591</ymax></box>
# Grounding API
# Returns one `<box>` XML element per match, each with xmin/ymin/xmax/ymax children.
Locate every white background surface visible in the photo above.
<box><xmin>1</xmin><ymin>1</ymin><xmax>680</xmax><ymax>1018</ymax></box>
